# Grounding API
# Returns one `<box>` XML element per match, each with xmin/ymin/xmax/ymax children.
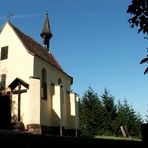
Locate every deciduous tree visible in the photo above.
<box><xmin>127</xmin><ymin>0</ymin><xmax>148</xmax><ymax>74</ymax></box>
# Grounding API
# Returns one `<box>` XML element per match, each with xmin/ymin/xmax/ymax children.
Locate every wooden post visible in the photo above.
<box><xmin>18</xmin><ymin>82</ymin><xmax>21</xmax><ymax>121</ymax></box>
<box><xmin>120</xmin><ymin>126</ymin><xmax>127</xmax><ymax>137</ymax></box>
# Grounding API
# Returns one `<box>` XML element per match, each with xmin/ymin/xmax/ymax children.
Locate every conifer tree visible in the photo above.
<box><xmin>101</xmin><ymin>88</ymin><xmax>117</xmax><ymax>136</ymax></box>
<box><xmin>115</xmin><ymin>99</ymin><xmax>143</xmax><ymax>137</ymax></box>
<box><xmin>79</xmin><ymin>86</ymin><xmax>103</xmax><ymax>137</ymax></box>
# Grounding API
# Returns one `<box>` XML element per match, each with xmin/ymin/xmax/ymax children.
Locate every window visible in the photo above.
<box><xmin>1</xmin><ymin>46</ymin><xmax>8</xmax><ymax>60</ymax></box>
<box><xmin>41</xmin><ymin>68</ymin><xmax>47</xmax><ymax>100</ymax></box>
<box><xmin>58</xmin><ymin>78</ymin><xmax>62</xmax><ymax>86</ymax></box>
<box><xmin>0</xmin><ymin>74</ymin><xmax>6</xmax><ymax>90</ymax></box>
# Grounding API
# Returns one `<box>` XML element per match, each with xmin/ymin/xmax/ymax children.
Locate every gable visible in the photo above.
<box><xmin>0</xmin><ymin>21</ymin><xmax>73</xmax><ymax>84</ymax></box>
<box><xmin>8</xmin><ymin>22</ymin><xmax>73</xmax><ymax>83</ymax></box>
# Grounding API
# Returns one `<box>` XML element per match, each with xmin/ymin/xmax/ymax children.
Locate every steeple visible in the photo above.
<box><xmin>40</xmin><ymin>13</ymin><xmax>52</xmax><ymax>49</ymax></box>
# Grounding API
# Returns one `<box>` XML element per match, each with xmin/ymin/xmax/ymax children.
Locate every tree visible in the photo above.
<box><xmin>79</xmin><ymin>86</ymin><xmax>103</xmax><ymax>137</ymax></box>
<box><xmin>145</xmin><ymin>110</ymin><xmax>148</xmax><ymax>123</ymax></box>
<box><xmin>100</xmin><ymin>88</ymin><xmax>117</xmax><ymax>136</ymax></box>
<box><xmin>127</xmin><ymin>0</ymin><xmax>148</xmax><ymax>74</ymax></box>
<box><xmin>115</xmin><ymin>99</ymin><xmax>143</xmax><ymax>138</ymax></box>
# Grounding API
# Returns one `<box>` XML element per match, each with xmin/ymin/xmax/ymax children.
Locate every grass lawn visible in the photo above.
<box><xmin>0</xmin><ymin>130</ymin><xmax>146</xmax><ymax>147</ymax></box>
<box><xmin>95</xmin><ymin>135</ymin><xmax>142</xmax><ymax>141</ymax></box>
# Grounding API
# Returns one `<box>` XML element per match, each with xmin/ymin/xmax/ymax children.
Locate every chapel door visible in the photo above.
<box><xmin>0</xmin><ymin>95</ymin><xmax>11</xmax><ymax>129</ymax></box>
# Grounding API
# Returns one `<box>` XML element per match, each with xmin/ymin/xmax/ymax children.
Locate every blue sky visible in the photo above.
<box><xmin>0</xmin><ymin>0</ymin><xmax>148</xmax><ymax>121</ymax></box>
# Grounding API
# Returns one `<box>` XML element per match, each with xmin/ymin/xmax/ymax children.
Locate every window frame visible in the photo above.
<box><xmin>1</xmin><ymin>46</ymin><xmax>8</xmax><ymax>60</ymax></box>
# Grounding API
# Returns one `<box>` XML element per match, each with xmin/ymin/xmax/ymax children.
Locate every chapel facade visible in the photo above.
<box><xmin>0</xmin><ymin>13</ymin><xmax>79</xmax><ymax>136</ymax></box>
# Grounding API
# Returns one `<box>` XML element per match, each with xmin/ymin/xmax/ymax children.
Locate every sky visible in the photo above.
<box><xmin>0</xmin><ymin>0</ymin><xmax>148</xmax><ymax>121</ymax></box>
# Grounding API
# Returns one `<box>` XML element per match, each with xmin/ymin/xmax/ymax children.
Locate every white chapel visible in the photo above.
<box><xmin>0</xmin><ymin>13</ymin><xmax>79</xmax><ymax>136</ymax></box>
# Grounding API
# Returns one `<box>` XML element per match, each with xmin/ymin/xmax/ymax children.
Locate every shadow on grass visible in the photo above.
<box><xmin>0</xmin><ymin>130</ymin><xmax>146</xmax><ymax>147</ymax></box>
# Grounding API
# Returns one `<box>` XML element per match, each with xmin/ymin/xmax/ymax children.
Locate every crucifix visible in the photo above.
<box><xmin>9</xmin><ymin>78</ymin><xmax>29</xmax><ymax>122</ymax></box>
<box><xmin>12</xmin><ymin>83</ymin><xmax>27</xmax><ymax>122</ymax></box>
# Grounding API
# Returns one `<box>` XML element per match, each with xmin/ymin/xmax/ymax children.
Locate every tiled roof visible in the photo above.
<box><xmin>8</xmin><ymin>22</ymin><xmax>72</xmax><ymax>81</ymax></box>
<box><xmin>9</xmin><ymin>22</ymin><xmax>63</xmax><ymax>70</ymax></box>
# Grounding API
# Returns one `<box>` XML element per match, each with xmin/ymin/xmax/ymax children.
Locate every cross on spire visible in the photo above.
<box><xmin>7</xmin><ymin>12</ymin><xmax>14</xmax><ymax>22</ymax></box>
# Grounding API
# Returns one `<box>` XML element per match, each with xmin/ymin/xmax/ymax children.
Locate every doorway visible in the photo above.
<box><xmin>0</xmin><ymin>95</ymin><xmax>11</xmax><ymax>129</ymax></box>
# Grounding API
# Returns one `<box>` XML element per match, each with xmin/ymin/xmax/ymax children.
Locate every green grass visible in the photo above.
<box><xmin>95</xmin><ymin>135</ymin><xmax>142</xmax><ymax>141</ymax></box>
<box><xmin>0</xmin><ymin>131</ymin><xmax>145</xmax><ymax>147</ymax></box>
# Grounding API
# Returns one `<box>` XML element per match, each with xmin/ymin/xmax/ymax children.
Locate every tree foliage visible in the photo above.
<box><xmin>127</xmin><ymin>0</ymin><xmax>148</xmax><ymax>74</ymax></box>
<box><xmin>127</xmin><ymin>0</ymin><xmax>148</xmax><ymax>34</ymax></box>
<box><xmin>101</xmin><ymin>88</ymin><xmax>117</xmax><ymax>135</ymax></box>
<box><xmin>79</xmin><ymin>86</ymin><xmax>103</xmax><ymax>137</ymax></box>
<box><xmin>115</xmin><ymin>100</ymin><xmax>143</xmax><ymax>137</ymax></box>
<box><xmin>80</xmin><ymin>87</ymin><xmax>143</xmax><ymax>138</ymax></box>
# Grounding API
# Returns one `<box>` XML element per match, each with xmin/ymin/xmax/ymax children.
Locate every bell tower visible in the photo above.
<box><xmin>40</xmin><ymin>13</ymin><xmax>52</xmax><ymax>50</ymax></box>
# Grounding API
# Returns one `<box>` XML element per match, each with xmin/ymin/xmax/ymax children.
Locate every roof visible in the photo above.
<box><xmin>7</xmin><ymin>21</ymin><xmax>73</xmax><ymax>83</ymax></box>
<box><xmin>40</xmin><ymin>13</ymin><xmax>52</xmax><ymax>39</ymax></box>
<box><xmin>9</xmin><ymin>78</ymin><xmax>29</xmax><ymax>90</ymax></box>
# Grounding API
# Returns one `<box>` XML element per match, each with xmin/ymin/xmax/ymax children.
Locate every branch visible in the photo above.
<box><xmin>140</xmin><ymin>57</ymin><xmax>148</xmax><ymax>64</ymax></box>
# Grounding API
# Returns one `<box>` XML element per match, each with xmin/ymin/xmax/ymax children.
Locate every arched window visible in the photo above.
<box><xmin>58</xmin><ymin>78</ymin><xmax>62</xmax><ymax>86</ymax></box>
<box><xmin>42</xmin><ymin>68</ymin><xmax>47</xmax><ymax>100</ymax></box>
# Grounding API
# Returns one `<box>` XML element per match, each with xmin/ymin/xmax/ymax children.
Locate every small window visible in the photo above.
<box><xmin>0</xmin><ymin>74</ymin><xmax>6</xmax><ymax>90</ymax></box>
<box><xmin>42</xmin><ymin>68</ymin><xmax>47</xmax><ymax>100</ymax></box>
<box><xmin>1</xmin><ymin>46</ymin><xmax>8</xmax><ymax>60</ymax></box>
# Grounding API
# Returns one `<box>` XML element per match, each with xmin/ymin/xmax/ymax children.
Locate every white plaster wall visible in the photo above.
<box><xmin>0</xmin><ymin>22</ymin><xmax>77</xmax><ymax>130</ymax></box>
<box><xmin>33</xmin><ymin>55</ymin><xmax>72</xmax><ymax>127</ymax></box>
<box><xmin>0</xmin><ymin>22</ymin><xmax>34</xmax><ymax>126</ymax></box>
<box><xmin>70</xmin><ymin>93</ymin><xmax>76</xmax><ymax>116</ymax></box>
<box><xmin>29</xmin><ymin>77</ymin><xmax>40</xmax><ymax>125</ymax></box>
<box><xmin>66</xmin><ymin>92</ymin><xmax>79</xmax><ymax>129</ymax></box>
<box><xmin>0</xmin><ymin>22</ymin><xmax>34</xmax><ymax>83</ymax></box>
<box><xmin>75</xmin><ymin>95</ymin><xmax>80</xmax><ymax>129</ymax></box>
<box><xmin>52</xmin><ymin>85</ymin><xmax>61</xmax><ymax>126</ymax></box>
